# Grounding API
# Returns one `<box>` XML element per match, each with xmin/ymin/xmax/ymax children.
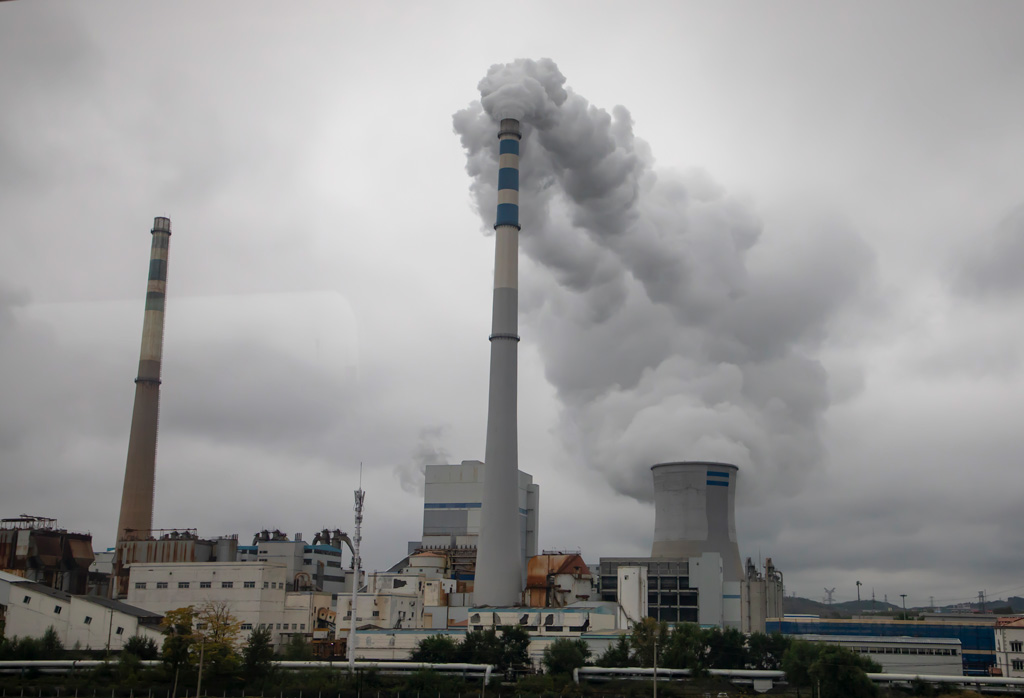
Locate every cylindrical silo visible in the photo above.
<box><xmin>116</xmin><ymin>216</ymin><xmax>171</xmax><ymax>542</ymax></box>
<box><xmin>650</xmin><ymin>462</ymin><xmax>741</xmax><ymax>582</ymax></box>
<box><xmin>475</xmin><ymin>118</ymin><xmax>523</xmax><ymax>607</ymax></box>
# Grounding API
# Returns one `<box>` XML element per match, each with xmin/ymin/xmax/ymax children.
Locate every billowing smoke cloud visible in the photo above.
<box><xmin>394</xmin><ymin>425</ymin><xmax>451</xmax><ymax>496</ymax></box>
<box><xmin>454</xmin><ymin>59</ymin><xmax>873</xmax><ymax>501</ymax></box>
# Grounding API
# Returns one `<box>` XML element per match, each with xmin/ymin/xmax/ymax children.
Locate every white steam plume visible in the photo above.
<box><xmin>454</xmin><ymin>58</ymin><xmax>872</xmax><ymax>501</ymax></box>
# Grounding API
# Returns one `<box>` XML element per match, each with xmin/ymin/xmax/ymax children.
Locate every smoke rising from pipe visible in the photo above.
<box><xmin>454</xmin><ymin>59</ymin><xmax>873</xmax><ymax>501</ymax></box>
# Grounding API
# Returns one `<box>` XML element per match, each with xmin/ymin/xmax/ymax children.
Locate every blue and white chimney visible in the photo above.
<box><xmin>475</xmin><ymin>118</ymin><xmax>523</xmax><ymax>606</ymax></box>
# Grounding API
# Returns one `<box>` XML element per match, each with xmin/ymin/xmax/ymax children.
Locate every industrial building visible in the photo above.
<box><xmin>995</xmin><ymin>616</ymin><xmax>1024</xmax><ymax>677</ymax></box>
<box><xmin>767</xmin><ymin>616</ymin><xmax>998</xmax><ymax>675</ymax></box>
<box><xmin>0</xmin><ymin>570</ymin><xmax>162</xmax><ymax>651</ymax></box>
<box><xmin>125</xmin><ymin>561</ymin><xmax>333</xmax><ymax>648</ymax></box>
<box><xmin>0</xmin><ymin>516</ymin><xmax>94</xmax><ymax>595</ymax></box>
<box><xmin>237</xmin><ymin>529</ymin><xmax>359</xmax><ymax>596</ymax></box>
<box><xmin>414</xmin><ymin>460</ymin><xmax>538</xmax><ymax>593</ymax></box>
<box><xmin>795</xmin><ymin>634</ymin><xmax>964</xmax><ymax>676</ymax></box>
<box><xmin>596</xmin><ymin>462</ymin><xmax>779</xmax><ymax>632</ymax></box>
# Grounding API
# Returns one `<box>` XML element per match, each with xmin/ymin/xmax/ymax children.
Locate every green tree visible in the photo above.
<box><xmin>705</xmin><ymin>627</ymin><xmax>747</xmax><ymax>669</ymax></box>
<box><xmin>595</xmin><ymin>635</ymin><xmax>631</xmax><ymax>668</ymax></box>
<box><xmin>161</xmin><ymin>606</ymin><xmax>197</xmax><ymax>672</ymax></box>
<box><xmin>747</xmin><ymin>632</ymin><xmax>790</xmax><ymax>670</ymax></box>
<box><xmin>499</xmin><ymin>625</ymin><xmax>531</xmax><ymax>672</ymax></box>
<box><xmin>809</xmin><ymin>645</ymin><xmax>880</xmax><ymax>698</ymax></box>
<box><xmin>629</xmin><ymin>617</ymin><xmax>669</xmax><ymax>667</ymax></box>
<box><xmin>242</xmin><ymin>626</ymin><xmax>275</xmax><ymax>682</ymax></box>
<box><xmin>459</xmin><ymin>628</ymin><xmax>502</xmax><ymax>665</ymax></box>
<box><xmin>542</xmin><ymin>637</ymin><xmax>591</xmax><ymax>676</ymax></box>
<box><xmin>194</xmin><ymin>601</ymin><xmax>242</xmax><ymax>678</ymax></box>
<box><xmin>40</xmin><ymin>626</ymin><xmax>64</xmax><ymax>658</ymax></box>
<box><xmin>124</xmin><ymin>635</ymin><xmax>159</xmax><ymax>660</ymax></box>
<box><xmin>281</xmin><ymin>631</ymin><xmax>315</xmax><ymax>660</ymax></box>
<box><xmin>661</xmin><ymin>623</ymin><xmax>707</xmax><ymax>674</ymax></box>
<box><xmin>411</xmin><ymin>634</ymin><xmax>461</xmax><ymax>663</ymax></box>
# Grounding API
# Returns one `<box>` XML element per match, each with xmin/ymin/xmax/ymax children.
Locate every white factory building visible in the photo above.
<box><xmin>125</xmin><ymin>562</ymin><xmax>333</xmax><ymax>648</ymax></box>
<box><xmin>995</xmin><ymin>617</ymin><xmax>1024</xmax><ymax>677</ymax></box>
<box><xmin>0</xmin><ymin>570</ymin><xmax>163</xmax><ymax>650</ymax></box>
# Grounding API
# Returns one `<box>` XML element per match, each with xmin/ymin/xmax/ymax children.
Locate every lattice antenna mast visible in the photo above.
<box><xmin>347</xmin><ymin>466</ymin><xmax>365</xmax><ymax>670</ymax></box>
<box><xmin>824</xmin><ymin>587</ymin><xmax>836</xmax><ymax>605</ymax></box>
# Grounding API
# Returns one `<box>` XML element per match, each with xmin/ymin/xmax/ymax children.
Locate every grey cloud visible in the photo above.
<box><xmin>455</xmin><ymin>59</ymin><xmax>874</xmax><ymax>502</ymax></box>
<box><xmin>953</xmin><ymin>203</ymin><xmax>1024</xmax><ymax>298</ymax></box>
<box><xmin>394</xmin><ymin>425</ymin><xmax>451</xmax><ymax>496</ymax></box>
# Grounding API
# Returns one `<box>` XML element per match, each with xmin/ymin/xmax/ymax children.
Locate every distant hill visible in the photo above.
<box><xmin>782</xmin><ymin>595</ymin><xmax>1024</xmax><ymax>619</ymax></box>
<box><xmin>783</xmin><ymin>596</ymin><xmax>900</xmax><ymax>618</ymax></box>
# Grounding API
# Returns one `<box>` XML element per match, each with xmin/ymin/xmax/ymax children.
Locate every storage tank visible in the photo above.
<box><xmin>650</xmin><ymin>462</ymin><xmax>741</xmax><ymax>582</ymax></box>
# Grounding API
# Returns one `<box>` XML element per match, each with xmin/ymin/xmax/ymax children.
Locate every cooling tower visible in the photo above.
<box><xmin>651</xmin><ymin>462</ymin><xmax>741</xmax><ymax>582</ymax></box>
<box><xmin>475</xmin><ymin>118</ymin><xmax>523</xmax><ymax>606</ymax></box>
<box><xmin>115</xmin><ymin>216</ymin><xmax>171</xmax><ymax>542</ymax></box>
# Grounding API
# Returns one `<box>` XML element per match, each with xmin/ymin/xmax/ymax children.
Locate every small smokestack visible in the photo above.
<box><xmin>651</xmin><ymin>462</ymin><xmax>742</xmax><ymax>582</ymax></box>
<box><xmin>116</xmin><ymin>217</ymin><xmax>171</xmax><ymax>542</ymax></box>
<box><xmin>475</xmin><ymin>118</ymin><xmax>523</xmax><ymax>606</ymax></box>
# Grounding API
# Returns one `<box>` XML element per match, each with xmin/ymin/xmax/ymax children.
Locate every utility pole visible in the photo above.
<box><xmin>856</xmin><ymin>580</ymin><xmax>862</xmax><ymax>603</ymax></box>
<box><xmin>824</xmin><ymin>587</ymin><xmax>835</xmax><ymax>605</ymax></box>
<box><xmin>900</xmin><ymin>594</ymin><xmax>908</xmax><ymax>619</ymax></box>
<box><xmin>652</xmin><ymin>633</ymin><xmax>658</xmax><ymax>698</ymax></box>
<box><xmin>347</xmin><ymin>468</ymin><xmax>365</xmax><ymax>671</ymax></box>
<box><xmin>979</xmin><ymin>591</ymin><xmax>987</xmax><ymax>613</ymax></box>
<box><xmin>930</xmin><ymin>596</ymin><xmax>935</xmax><ymax>611</ymax></box>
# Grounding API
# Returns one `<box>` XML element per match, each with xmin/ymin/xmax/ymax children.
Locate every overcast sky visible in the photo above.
<box><xmin>2</xmin><ymin>1</ymin><xmax>1023</xmax><ymax>608</ymax></box>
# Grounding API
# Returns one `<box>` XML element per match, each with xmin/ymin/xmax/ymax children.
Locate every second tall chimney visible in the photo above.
<box><xmin>115</xmin><ymin>216</ymin><xmax>171</xmax><ymax>542</ymax></box>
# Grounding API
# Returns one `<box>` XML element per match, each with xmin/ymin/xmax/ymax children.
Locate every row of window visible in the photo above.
<box><xmin>257</xmin><ymin>622</ymin><xmax>305</xmax><ymax>631</ymax></box>
<box><xmin>1011</xmin><ymin>641</ymin><xmax>1023</xmax><ymax>652</ymax></box>
<box><xmin>136</xmin><ymin>580</ymin><xmax>263</xmax><ymax>590</ymax></box>
<box><xmin>1012</xmin><ymin>659</ymin><xmax>1024</xmax><ymax>671</ymax></box>
<box><xmin>852</xmin><ymin>647</ymin><xmax>958</xmax><ymax>656</ymax></box>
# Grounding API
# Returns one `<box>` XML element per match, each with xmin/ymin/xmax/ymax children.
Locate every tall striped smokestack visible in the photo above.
<box><xmin>475</xmin><ymin>118</ymin><xmax>523</xmax><ymax>606</ymax></box>
<box><xmin>116</xmin><ymin>216</ymin><xmax>171</xmax><ymax>542</ymax></box>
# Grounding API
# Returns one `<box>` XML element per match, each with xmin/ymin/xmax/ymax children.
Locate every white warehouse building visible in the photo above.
<box><xmin>0</xmin><ymin>570</ymin><xmax>163</xmax><ymax>650</ymax></box>
<box><xmin>126</xmin><ymin>562</ymin><xmax>331</xmax><ymax>648</ymax></box>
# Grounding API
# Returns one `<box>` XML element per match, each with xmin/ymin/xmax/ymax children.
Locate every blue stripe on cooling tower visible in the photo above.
<box><xmin>423</xmin><ymin>502</ymin><xmax>482</xmax><ymax>509</ymax></box>
<box><xmin>707</xmin><ymin>481</ymin><xmax>730</xmax><ymax>487</ymax></box>
<box><xmin>707</xmin><ymin>470</ymin><xmax>730</xmax><ymax>478</ymax></box>
<box><xmin>495</xmin><ymin>203</ymin><xmax>519</xmax><ymax>228</ymax></box>
<box><xmin>497</xmin><ymin>167</ymin><xmax>519</xmax><ymax>191</ymax></box>
<box><xmin>499</xmin><ymin>139</ymin><xmax>519</xmax><ymax>155</ymax></box>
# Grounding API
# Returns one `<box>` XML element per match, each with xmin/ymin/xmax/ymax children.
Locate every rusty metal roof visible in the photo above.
<box><xmin>525</xmin><ymin>553</ymin><xmax>590</xmax><ymax>589</ymax></box>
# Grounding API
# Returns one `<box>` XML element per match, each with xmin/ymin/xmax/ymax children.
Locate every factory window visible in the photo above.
<box><xmin>178</xmin><ymin>582</ymin><xmax>190</xmax><ymax>589</ymax></box>
<box><xmin>1014</xmin><ymin>660</ymin><xmax>1024</xmax><ymax>671</ymax></box>
<box><xmin>84</xmin><ymin>616</ymin><xmax>93</xmax><ymax>625</ymax></box>
<box><xmin>264</xmin><ymin>581</ymin><xmax>269</xmax><ymax>588</ymax></box>
<box><xmin>157</xmin><ymin>582</ymin><xmax>168</xmax><ymax>589</ymax></box>
<box><xmin>271</xmin><ymin>582</ymin><xmax>277</xmax><ymax>589</ymax></box>
<box><xmin>115</xmin><ymin>627</ymin><xmax>124</xmax><ymax>635</ymax></box>
<box><xmin>372</xmin><ymin>611</ymin><xmax>379</xmax><ymax>617</ymax></box>
<box><xmin>300</xmin><ymin>623</ymin><xmax>305</xmax><ymax>630</ymax></box>
<box><xmin>135</xmin><ymin>582</ymin><xmax>146</xmax><ymax>589</ymax></box>
<box><xmin>200</xmin><ymin>581</ymin><xmax>211</xmax><ymax>589</ymax></box>
<box><xmin>276</xmin><ymin>624</ymin><xmax>281</xmax><ymax>629</ymax></box>
<box><xmin>54</xmin><ymin>605</ymin><xmax>62</xmax><ymax>614</ymax></box>
<box><xmin>327</xmin><ymin>561</ymin><xmax>341</xmax><ymax>568</ymax></box>
<box><xmin>303</xmin><ymin>559</ymin><xmax>312</xmax><ymax>565</ymax></box>
<box><xmin>1013</xmin><ymin>641</ymin><xmax>1023</xmax><ymax>652</ymax></box>
<box><xmin>241</xmin><ymin>623</ymin><xmax>253</xmax><ymax>630</ymax></box>
<box><xmin>244</xmin><ymin>581</ymin><xmax>256</xmax><ymax>588</ymax></box>
<box><xmin>292</xmin><ymin>623</ymin><xmax>297</xmax><ymax>629</ymax></box>
<box><xmin>222</xmin><ymin>581</ymin><xmax>233</xmax><ymax>588</ymax></box>
<box><xmin>23</xmin><ymin>596</ymin><xmax>30</xmax><ymax>604</ymax></box>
